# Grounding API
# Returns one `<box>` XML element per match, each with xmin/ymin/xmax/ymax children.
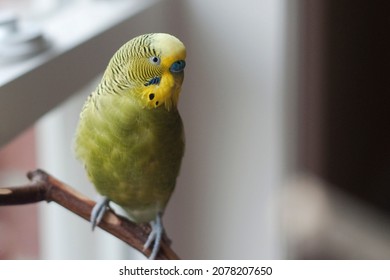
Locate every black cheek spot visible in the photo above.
<box><xmin>155</xmin><ymin>101</ymin><xmax>159</xmax><ymax>106</ymax></box>
<box><xmin>149</xmin><ymin>93</ymin><xmax>155</xmax><ymax>100</ymax></box>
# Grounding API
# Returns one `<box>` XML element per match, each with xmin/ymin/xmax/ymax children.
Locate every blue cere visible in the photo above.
<box><xmin>170</xmin><ymin>60</ymin><xmax>186</xmax><ymax>73</ymax></box>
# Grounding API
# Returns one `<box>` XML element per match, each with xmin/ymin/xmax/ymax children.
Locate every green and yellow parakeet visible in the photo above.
<box><xmin>74</xmin><ymin>33</ymin><xmax>186</xmax><ymax>259</ymax></box>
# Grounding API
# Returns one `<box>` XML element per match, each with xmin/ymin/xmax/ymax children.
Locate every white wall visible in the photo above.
<box><xmin>165</xmin><ymin>0</ymin><xmax>288</xmax><ymax>259</ymax></box>
<box><xmin>36</xmin><ymin>0</ymin><xmax>293</xmax><ymax>259</ymax></box>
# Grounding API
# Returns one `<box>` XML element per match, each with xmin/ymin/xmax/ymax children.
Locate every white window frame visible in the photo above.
<box><xmin>0</xmin><ymin>0</ymin><xmax>162</xmax><ymax>146</ymax></box>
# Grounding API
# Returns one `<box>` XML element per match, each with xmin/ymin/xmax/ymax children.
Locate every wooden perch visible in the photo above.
<box><xmin>0</xmin><ymin>169</ymin><xmax>179</xmax><ymax>260</ymax></box>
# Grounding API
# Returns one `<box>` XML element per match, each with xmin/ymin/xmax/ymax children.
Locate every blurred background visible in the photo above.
<box><xmin>0</xmin><ymin>0</ymin><xmax>389</xmax><ymax>259</ymax></box>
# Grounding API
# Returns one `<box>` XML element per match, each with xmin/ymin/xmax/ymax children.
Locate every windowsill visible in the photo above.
<box><xmin>0</xmin><ymin>0</ymin><xmax>160</xmax><ymax>146</ymax></box>
<box><xmin>0</xmin><ymin>0</ymin><xmax>158</xmax><ymax>86</ymax></box>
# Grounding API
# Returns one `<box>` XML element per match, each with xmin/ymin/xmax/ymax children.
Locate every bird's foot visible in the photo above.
<box><xmin>91</xmin><ymin>196</ymin><xmax>109</xmax><ymax>230</ymax></box>
<box><xmin>143</xmin><ymin>212</ymin><xmax>163</xmax><ymax>260</ymax></box>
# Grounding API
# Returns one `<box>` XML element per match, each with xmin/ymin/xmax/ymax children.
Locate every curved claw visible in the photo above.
<box><xmin>143</xmin><ymin>212</ymin><xmax>163</xmax><ymax>260</ymax></box>
<box><xmin>91</xmin><ymin>196</ymin><xmax>109</xmax><ymax>230</ymax></box>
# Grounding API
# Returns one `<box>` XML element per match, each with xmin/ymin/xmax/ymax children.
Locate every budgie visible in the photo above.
<box><xmin>74</xmin><ymin>33</ymin><xmax>186</xmax><ymax>259</ymax></box>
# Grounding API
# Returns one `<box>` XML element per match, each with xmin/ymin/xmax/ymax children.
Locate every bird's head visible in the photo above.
<box><xmin>104</xmin><ymin>33</ymin><xmax>186</xmax><ymax>111</ymax></box>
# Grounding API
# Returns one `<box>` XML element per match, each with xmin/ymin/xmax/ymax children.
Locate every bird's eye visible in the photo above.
<box><xmin>149</xmin><ymin>56</ymin><xmax>160</xmax><ymax>65</ymax></box>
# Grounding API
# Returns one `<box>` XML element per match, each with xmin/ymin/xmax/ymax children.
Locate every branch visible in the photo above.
<box><xmin>0</xmin><ymin>169</ymin><xmax>179</xmax><ymax>260</ymax></box>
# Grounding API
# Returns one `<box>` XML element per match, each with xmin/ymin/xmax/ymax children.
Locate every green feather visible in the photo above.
<box><xmin>74</xmin><ymin>33</ymin><xmax>185</xmax><ymax>223</ymax></box>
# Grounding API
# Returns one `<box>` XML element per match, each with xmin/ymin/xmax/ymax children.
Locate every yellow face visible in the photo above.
<box><xmin>138</xmin><ymin>33</ymin><xmax>186</xmax><ymax>111</ymax></box>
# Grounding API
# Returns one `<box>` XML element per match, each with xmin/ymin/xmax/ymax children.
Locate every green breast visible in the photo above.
<box><xmin>75</xmin><ymin>93</ymin><xmax>184</xmax><ymax>223</ymax></box>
